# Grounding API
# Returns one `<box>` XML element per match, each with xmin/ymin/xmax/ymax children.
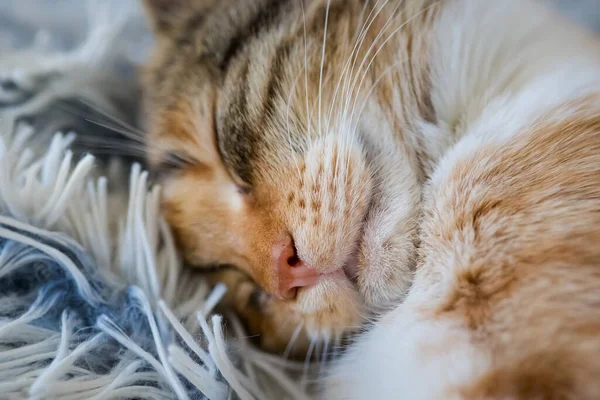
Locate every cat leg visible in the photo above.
<box><xmin>355</xmin><ymin>135</ymin><xmax>422</xmax><ymax>310</ymax></box>
<box><xmin>204</xmin><ymin>267</ymin><xmax>312</xmax><ymax>354</ymax></box>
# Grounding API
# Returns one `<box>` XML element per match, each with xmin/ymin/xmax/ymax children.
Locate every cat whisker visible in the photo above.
<box><xmin>333</xmin><ymin>0</ymin><xmax>388</xmax><ymax>126</ymax></box>
<box><xmin>348</xmin><ymin>1</ymin><xmax>442</xmax><ymax>132</ymax></box>
<box><xmin>52</xmin><ymin>102</ymin><xmax>146</xmax><ymax>152</ymax></box>
<box><xmin>319</xmin><ymin>335</ymin><xmax>330</xmax><ymax>373</ymax></box>
<box><xmin>301</xmin><ymin>337</ymin><xmax>316</xmax><ymax>388</ymax></box>
<box><xmin>53</xmin><ymin>100</ymin><xmax>148</xmax><ymax>145</ymax></box>
<box><xmin>74</xmin><ymin>135</ymin><xmax>168</xmax><ymax>163</ymax></box>
<box><xmin>326</xmin><ymin>0</ymin><xmax>381</xmax><ymax>133</ymax></box>
<box><xmin>76</xmin><ymin>98</ymin><xmax>147</xmax><ymax>139</ymax></box>
<box><xmin>333</xmin><ymin>334</ymin><xmax>343</xmax><ymax>359</ymax></box>
<box><xmin>57</xmin><ymin>99</ymin><xmax>146</xmax><ymax>143</ymax></box>
<box><xmin>331</xmin><ymin>0</ymin><xmax>398</xmax><ymax>167</ymax></box>
<box><xmin>283</xmin><ymin>322</ymin><xmax>304</xmax><ymax>361</ymax></box>
<box><xmin>337</xmin><ymin>0</ymin><xmax>393</xmax><ymax>130</ymax></box>
<box><xmin>317</xmin><ymin>0</ymin><xmax>332</xmax><ymax>139</ymax></box>
<box><xmin>300</xmin><ymin>0</ymin><xmax>312</xmax><ymax>140</ymax></box>
<box><xmin>286</xmin><ymin>69</ymin><xmax>305</xmax><ymax>181</ymax></box>
<box><xmin>342</xmin><ymin>0</ymin><xmax>403</xmax><ymax>128</ymax></box>
<box><xmin>75</xmin><ymin>137</ymin><xmax>146</xmax><ymax>153</ymax></box>
<box><xmin>352</xmin><ymin>57</ymin><xmax>411</xmax><ymax>135</ymax></box>
<box><xmin>69</xmin><ymin>148</ymin><xmax>146</xmax><ymax>160</ymax></box>
<box><xmin>84</xmin><ymin>118</ymin><xmax>148</xmax><ymax>144</ymax></box>
<box><xmin>315</xmin><ymin>340</ymin><xmax>322</xmax><ymax>369</ymax></box>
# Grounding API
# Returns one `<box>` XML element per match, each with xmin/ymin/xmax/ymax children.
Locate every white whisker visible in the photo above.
<box><xmin>286</xmin><ymin>70</ymin><xmax>305</xmax><ymax>180</ymax></box>
<box><xmin>84</xmin><ymin>119</ymin><xmax>147</xmax><ymax>144</ymax></box>
<box><xmin>301</xmin><ymin>337</ymin><xmax>316</xmax><ymax>389</ymax></box>
<box><xmin>319</xmin><ymin>336</ymin><xmax>330</xmax><ymax>374</ymax></box>
<box><xmin>300</xmin><ymin>0</ymin><xmax>312</xmax><ymax>139</ymax></box>
<box><xmin>318</xmin><ymin>0</ymin><xmax>332</xmax><ymax>138</ymax></box>
<box><xmin>52</xmin><ymin>100</ymin><xmax>148</xmax><ymax>146</ymax></box>
<box><xmin>72</xmin><ymin>98</ymin><xmax>147</xmax><ymax>140</ymax></box>
<box><xmin>283</xmin><ymin>322</ymin><xmax>304</xmax><ymax>361</ymax></box>
<box><xmin>337</xmin><ymin>0</ymin><xmax>393</xmax><ymax>131</ymax></box>
<box><xmin>328</xmin><ymin>0</ymin><xmax>389</xmax><ymax>132</ymax></box>
<box><xmin>348</xmin><ymin>2</ymin><xmax>441</xmax><ymax>133</ymax></box>
<box><xmin>342</xmin><ymin>0</ymin><xmax>403</xmax><ymax>127</ymax></box>
<box><xmin>352</xmin><ymin>57</ymin><xmax>410</xmax><ymax>134</ymax></box>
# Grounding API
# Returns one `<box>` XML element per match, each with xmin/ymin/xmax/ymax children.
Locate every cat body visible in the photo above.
<box><xmin>141</xmin><ymin>0</ymin><xmax>600</xmax><ymax>397</ymax></box>
<box><xmin>324</xmin><ymin>2</ymin><xmax>600</xmax><ymax>399</ymax></box>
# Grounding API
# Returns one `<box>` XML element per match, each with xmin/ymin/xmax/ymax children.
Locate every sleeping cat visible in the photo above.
<box><xmin>142</xmin><ymin>0</ymin><xmax>428</xmax><ymax>353</ymax></box>
<box><xmin>141</xmin><ymin>0</ymin><xmax>600</xmax><ymax>397</ymax></box>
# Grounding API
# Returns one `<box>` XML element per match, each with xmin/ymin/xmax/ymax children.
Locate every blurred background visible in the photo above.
<box><xmin>0</xmin><ymin>0</ymin><xmax>150</xmax><ymax>61</ymax></box>
<box><xmin>0</xmin><ymin>0</ymin><xmax>599</xmax><ymax>59</ymax></box>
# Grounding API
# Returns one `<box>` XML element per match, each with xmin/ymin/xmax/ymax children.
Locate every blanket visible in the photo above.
<box><xmin>0</xmin><ymin>2</ymin><xmax>308</xmax><ymax>399</ymax></box>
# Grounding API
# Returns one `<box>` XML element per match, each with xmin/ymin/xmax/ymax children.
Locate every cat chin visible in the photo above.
<box><xmin>254</xmin><ymin>273</ymin><xmax>365</xmax><ymax>355</ymax></box>
<box><xmin>296</xmin><ymin>269</ymin><xmax>363</xmax><ymax>316</ymax></box>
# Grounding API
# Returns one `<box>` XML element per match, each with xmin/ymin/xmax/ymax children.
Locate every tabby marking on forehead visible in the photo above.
<box><xmin>142</xmin><ymin>0</ymin><xmax>441</xmax><ymax>355</ymax></box>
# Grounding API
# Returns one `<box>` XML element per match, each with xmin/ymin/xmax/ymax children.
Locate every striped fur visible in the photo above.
<box><xmin>142</xmin><ymin>0</ymin><xmax>436</xmax><ymax>353</ymax></box>
<box><xmin>142</xmin><ymin>1</ymin><xmax>600</xmax><ymax>397</ymax></box>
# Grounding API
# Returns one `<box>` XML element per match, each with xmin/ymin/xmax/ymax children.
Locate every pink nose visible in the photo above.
<box><xmin>272</xmin><ymin>237</ymin><xmax>320</xmax><ymax>299</ymax></box>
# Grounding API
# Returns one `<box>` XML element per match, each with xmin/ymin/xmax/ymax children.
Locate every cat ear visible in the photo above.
<box><xmin>142</xmin><ymin>0</ymin><xmax>212</xmax><ymax>35</ymax></box>
<box><xmin>142</xmin><ymin>0</ymin><xmax>183</xmax><ymax>34</ymax></box>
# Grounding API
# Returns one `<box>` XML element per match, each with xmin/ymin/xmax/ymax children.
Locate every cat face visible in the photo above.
<box><xmin>142</xmin><ymin>0</ymin><xmax>429</xmax><ymax>353</ymax></box>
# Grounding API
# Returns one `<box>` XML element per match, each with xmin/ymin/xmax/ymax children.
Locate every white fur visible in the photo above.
<box><xmin>322</xmin><ymin>306</ymin><xmax>489</xmax><ymax>400</ymax></box>
<box><xmin>323</xmin><ymin>1</ymin><xmax>600</xmax><ymax>398</ymax></box>
<box><xmin>357</xmin><ymin>103</ymin><xmax>422</xmax><ymax>307</ymax></box>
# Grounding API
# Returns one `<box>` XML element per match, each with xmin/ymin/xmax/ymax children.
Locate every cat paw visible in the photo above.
<box><xmin>205</xmin><ymin>267</ymin><xmax>362</xmax><ymax>356</ymax></box>
<box><xmin>355</xmin><ymin>210</ymin><xmax>418</xmax><ymax>310</ymax></box>
<box><xmin>353</xmin><ymin>135</ymin><xmax>422</xmax><ymax>310</ymax></box>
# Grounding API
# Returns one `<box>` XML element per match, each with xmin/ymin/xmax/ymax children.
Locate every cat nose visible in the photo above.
<box><xmin>272</xmin><ymin>237</ymin><xmax>320</xmax><ymax>300</ymax></box>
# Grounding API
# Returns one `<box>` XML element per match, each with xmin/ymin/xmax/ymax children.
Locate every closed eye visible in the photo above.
<box><xmin>236</xmin><ymin>184</ymin><xmax>251</xmax><ymax>196</ymax></box>
<box><xmin>152</xmin><ymin>151</ymin><xmax>197</xmax><ymax>180</ymax></box>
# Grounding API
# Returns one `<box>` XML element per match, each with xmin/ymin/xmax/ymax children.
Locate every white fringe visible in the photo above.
<box><xmin>0</xmin><ymin>124</ymin><xmax>309</xmax><ymax>399</ymax></box>
<box><xmin>0</xmin><ymin>0</ymin><xmax>311</xmax><ymax>397</ymax></box>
